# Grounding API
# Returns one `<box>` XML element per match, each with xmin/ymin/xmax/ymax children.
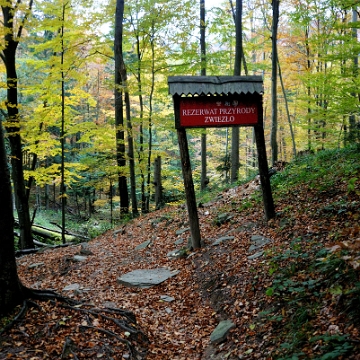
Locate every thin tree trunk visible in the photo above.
<box><xmin>277</xmin><ymin>57</ymin><xmax>296</xmax><ymax>157</ymax></box>
<box><xmin>200</xmin><ymin>0</ymin><xmax>208</xmax><ymax>191</ymax></box>
<box><xmin>115</xmin><ymin>5</ymin><xmax>138</xmax><ymax>216</ymax></box>
<box><xmin>25</xmin><ymin>123</ymin><xmax>43</xmax><ymax>202</ymax></box>
<box><xmin>230</xmin><ymin>0</ymin><xmax>243</xmax><ymax>183</ymax></box>
<box><xmin>270</xmin><ymin>0</ymin><xmax>279</xmax><ymax>165</ymax></box>
<box><xmin>305</xmin><ymin>27</ymin><xmax>312</xmax><ymax>150</ymax></box>
<box><xmin>133</xmin><ymin>31</ymin><xmax>147</xmax><ymax>213</ymax></box>
<box><xmin>124</xmin><ymin>90</ymin><xmax>138</xmax><ymax>217</ymax></box>
<box><xmin>229</xmin><ymin>0</ymin><xmax>248</xmax><ymax>74</ymax></box>
<box><xmin>225</xmin><ymin>128</ymin><xmax>230</xmax><ymax>183</ymax></box>
<box><xmin>60</xmin><ymin>3</ymin><xmax>66</xmax><ymax>244</ymax></box>
<box><xmin>177</xmin><ymin>127</ymin><xmax>201</xmax><ymax>249</ymax></box>
<box><xmin>115</xmin><ymin>0</ymin><xmax>129</xmax><ymax>214</ymax></box>
<box><xmin>154</xmin><ymin>156</ymin><xmax>163</xmax><ymax>210</ymax></box>
<box><xmin>110</xmin><ymin>178</ymin><xmax>113</xmax><ymax>225</ymax></box>
<box><xmin>145</xmin><ymin>21</ymin><xmax>156</xmax><ymax>213</ymax></box>
<box><xmin>348</xmin><ymin>8</ymin><xmax>358</xmax><ymax>143</ymax></box>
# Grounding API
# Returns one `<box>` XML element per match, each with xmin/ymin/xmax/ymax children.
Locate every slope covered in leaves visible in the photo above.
<box><xmin>1</xmin><ymin>146</ymin><xmax>360</xmax><ymax>359</ymax></box>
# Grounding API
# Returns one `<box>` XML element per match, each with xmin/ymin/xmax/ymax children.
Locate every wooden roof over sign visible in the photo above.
<box><xmin>168</xmin><ymin>75</ymin><xmax>263</xmax><ymax>96</ymax></box>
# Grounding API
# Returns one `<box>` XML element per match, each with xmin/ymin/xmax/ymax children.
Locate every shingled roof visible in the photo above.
<box><xmin>168</xmin><ymin>75</ymin><xmax>263</xmax><ymax>96</ymax></box>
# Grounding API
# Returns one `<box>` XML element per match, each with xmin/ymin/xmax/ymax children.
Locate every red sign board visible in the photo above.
<box><xmin>179</xmin><ymin>96</ymin><xmax>258</xmax><ymax>128</ymax></box>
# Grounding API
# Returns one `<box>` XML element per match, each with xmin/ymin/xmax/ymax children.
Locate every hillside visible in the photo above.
<box><xmin>1</xmin><ymin>146</ymin><xmax>360</xmax><ymax>359</ymax></box>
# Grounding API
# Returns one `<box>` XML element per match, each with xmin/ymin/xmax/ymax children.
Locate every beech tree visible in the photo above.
<box><xmin>115</xmin><ymin>0</ymin><xmax>129</xmax><ymax>214</ymax></box>
<box><xmin>0</xmin><ymin>118</ymin><xmax>24</xmax><ymax>313</ymax></box>
<box><xmin>20</xmin><ymin>0</ymin><xmax>101</xmax><ymax>221</ymax></box>
<box><xmin>1</xmin><ymin>0</ymin><xmax>34</xmax><ymax>250</ymax></box>
<box><xmin>270</xmin><ymin>0</ymin><xmax>279</xmax><ymax>164</ymax></box>
<box><xmin>200</xmin><ymin>0</ymin><xmax>208</xmax><ymax>191</ymax></box>
<box><xmin>231</xmin><ymin>0</ymin><xmax>243</xmax><ymax>183</ymax></box>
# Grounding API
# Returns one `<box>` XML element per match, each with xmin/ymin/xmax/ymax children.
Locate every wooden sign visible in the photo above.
<box><xmin>168</xmin><ymin>76</ymin><xmax>275</xmax><ymax>250</ymax></box>
<box><xmin>179</xmin><ymin>96</ymin><xmax>258</xmax><ymax>128</ymax></box>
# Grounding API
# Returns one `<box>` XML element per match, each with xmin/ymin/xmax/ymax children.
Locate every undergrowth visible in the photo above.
<box><xmin>262</xmin><ymin>145</ymin><xmax>360</xmax><ymax>358</ymax></box>
<box><xmin>264</xmin><ymin>238</ymin><xmax>360</xmax><ymax>358</ymax></box>
<box><xmin>270</xmin><ymin>145</ymin><xmax>360</xmax><ymax>197</ymax></box>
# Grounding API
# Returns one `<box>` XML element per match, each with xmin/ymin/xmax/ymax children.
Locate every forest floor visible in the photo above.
<box><xmin>1</xmin><ymin>147</ymin><xmax>360</xmax><ymax>359</ymax></box>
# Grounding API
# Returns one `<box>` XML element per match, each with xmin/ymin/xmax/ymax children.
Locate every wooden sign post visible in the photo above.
<box><xmin>168</xmin><ymin>76</ymin><xmax>275</xmax><ymax>249</ymax></box>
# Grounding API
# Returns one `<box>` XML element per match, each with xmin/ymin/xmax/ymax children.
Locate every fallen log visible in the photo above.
<box><xmin>50</xmin><ymin>222</ymin><xmax>90</xmax><ymax>241</ymax></box>
<box><xmin>31</xmin><ymin>225</ymin><xmax>75</xmax><ymax>242</ymax></box>
<box><xmin>14</xmin><ymin>219</ymin><xmax>86</xmax><ymax>243</ymax></box>
<box><xmin>15</xmin><ymin>240</ymin><xmax>75</xmax><ymax>257</ymax></box>
<box><xmin>15</xmin><ymin>248</ymin><xmax>39</xmax><ymax>256</ymax></box>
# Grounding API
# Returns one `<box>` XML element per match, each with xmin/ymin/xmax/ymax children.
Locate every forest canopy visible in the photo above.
<box><xmin>1</xmin><ymin>0</ymin><xmax>359</xmax><ymax>222</ymax></box>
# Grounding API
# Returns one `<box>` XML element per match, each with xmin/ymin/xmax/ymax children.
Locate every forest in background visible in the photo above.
<box><xmin>1</xmin><ymin>0</ymin><xmax>360</xmax><ymax>243</ymax></box>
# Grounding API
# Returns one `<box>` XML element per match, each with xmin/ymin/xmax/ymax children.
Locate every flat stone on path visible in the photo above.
<box><xmin>79</xmin><ymin>243</ymin><xmax>93</xmax><ymax>255</ymax></box>
<box><xmin>159</xmin><ymin>295</ymin><xmax>175</xmax><ymax>302</ymax></box>
<box><xmin>247</xmin><ymin>251</ymin><xmax>264</xmax><ymax>260</ymax></box>
<box><xmin>72</xmin><ymin>255</ymin><xmax>87</xmax><ymax>262</ymax></box>
<box><xmin>176</xmin><ymin>228</ymin><xmax>190</xmax><ymax>235</ymax></box>
<box><xmin>28</xmin><ymin>262</ymin><xmax>44</xmax><ymax>269</ymax></box>
<box><xmin>167</xmin><ymin>248</ymin><xmax>188</xmax><ymax>259</ymax></box>
<box><xmin>117</xmin><ymin>268</ymin><xmax>180</xmax><ymax>288</ymax></box>
<box><xmin>135</xmin><ymin>240</ymin><xmax>151</xmax><ymax>250</ymax></box>
<box><xmin>174</xmin><ymin>238</ymin><xmax>185</xmax><ymax>245</ymax></box>
<box><xmin>212</xmin><ymin>236</ymin><xmax>234</xmax><ymax>246</ymax></box>
<box><xmin>63</xmin><ymin>283</ymin><xmax>81</xmax><ymax>291</ymax></box>
<box><xmin>210</xmin><ymin>320</ymin><xmax>236</xmax><ymax>344</ymax></box>
<box><xmin>248</xmin><ymin>235</ymin><xmax>271</xmax><ymax>252</ymax></box>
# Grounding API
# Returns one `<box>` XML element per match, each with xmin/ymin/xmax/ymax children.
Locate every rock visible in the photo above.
<box><xmin>103</xmin><ymin>301</ymin><xmax>117</xmax><ymax>308</ymax></box>
<box><xmin>174</xmin><ymin>238</ymin><xmax>184</xmax><ymax>245</ymax></box>
<box><xmin>72</xmin><ymin>255</ymin><xmax>87</xmax><ymax>262</ymax></box>
<box><xmin>135</xmin><ymin>240</ymin><xmax>151</xmax><ymax>250</ymax></box>
<box><xmin>150</xmin><ymin>218</ymin><xmax>161</xmax><ymax>228</ymax></box>
<box><xmin>212</xmin><ymin>236</ymin><xmax>234</xmax><ymax>246</ymax></box>
<box><xmin>233</xmin><ymin>222</ymin><xmax>257</xmax><ymax>232</ymax></box>
<box><xmin>63</xmin><ymin>283</ymin><xmax>81</xmax><ymax>291</ymax></box>
<box><xmin>248</xmin><ymin>235</ymin><xmax>271</xmax><ymax>252</ymax></box>
<box><xmin>214</xmin><ymin>213</ymin><xmax>234</xmax><ymax>226</ymax></box>
<box><xmin>176</xmin><ymin>227</ymin><xmax>190</xmax><ymax>235</ymax></box>
<box><xmin>167</xmin><ymin>248</ymin><xmax>188</xmax><ymax>259</ymax></box>
<box><xmin>117</xmin><ymin>268</ymin><xmax>180</xmax><ymax>288</ymax></box>
<box><xmin>159</xmin><ymin>295</ymin><xmax>175</xmax><ymax>302</ymax></box>
<box><xmin>247</xmin><ymin>251</ymin><xmax>264</xmax><ymax>260</ymax></box>
<box><xmin>113</xmin><ymin>227</ymin><xmax>126</xmax><ymax>237</ymax></box>
<box><xmin>28</xmin><ymin>262</ymin><xmax>44</xmax><ymax>269</ymax></box>
<box><xmin>79</xmin><ymin>243</ymin><xmax>93</xmax><ymax>256</ymax></box>
<box><xmin>210</xmin><ymin>320</ymin><xmax>236</xmax><ymax>344</ymax></box>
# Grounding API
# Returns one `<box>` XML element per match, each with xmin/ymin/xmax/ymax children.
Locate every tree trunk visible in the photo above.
<box><xmin>154</xmin><ymin>156</ymin><xmax>164</xmax><ymax>210</ymax></box>
<box><xmin>60</xmin><ymin>3</ymin><xmax>67</xmax><ymax>244</ymax></box>
<box><xmin>1</xmin><ymin>2</ymin><xmax>34</xmax><ymax>250</ymax></box>
<box><xmin>270</xmin><ymin>0</ymin><xmax>279</xmax><ymax>165</ymax></box>
<box><xmin>305</xmin><ymin>27</ymin><xmax>312</xmax><ymax>150</ymax></box>
<box><xmin>145</xmin><ymin>22</ymin><xmax>156</xmax><ymax>213</ymax></box>
<box><xmin>200</xmin><ymin>0</ymin><xmax>208</xmax><ymax>191</ymax></box>
<box><xmin>230</xmin><ymin>0</ymin><xmax>243</xmax><ymax>183</ymax></box>
<box><xmin>230</xmin><ymin>128</ymin><xmax>240</xmax><ymax>183</ymax></box>
<box><xmin>116</xmin><ymin>1</ymin><xmax>138</xmax><ymax>217</ymax></box>
<box><xmin>278</xmin><ymin>56</ymin><xmax>296</xmax><ymax>158</ymax></box>
<box><xmin>177</xmin><ymin>128</ymin><xmax>201</xmax><ymax>249</ymax></box>
<box><xmin>124</xmin><ymin>88</ymin><xmax>138</xmax><ymax>217</ymax></box>
<box><xmin>348</xmin><ymin>8</ymin><xmax>359</xmax><ymax>144</ymax></box>
<box><xmin>134</xmin><ymin>31</ymin><xmax>147</xmax><ymax>213</ymax></box>
<box><xmin>114</xmin><ymin>0</ymin><xmax>129</xmax><ymax>214</ymax></box>
<box><xmin>0</xmin><ymin>106</ymin><xmax>25</xmax><ymax>314</ymax></box>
